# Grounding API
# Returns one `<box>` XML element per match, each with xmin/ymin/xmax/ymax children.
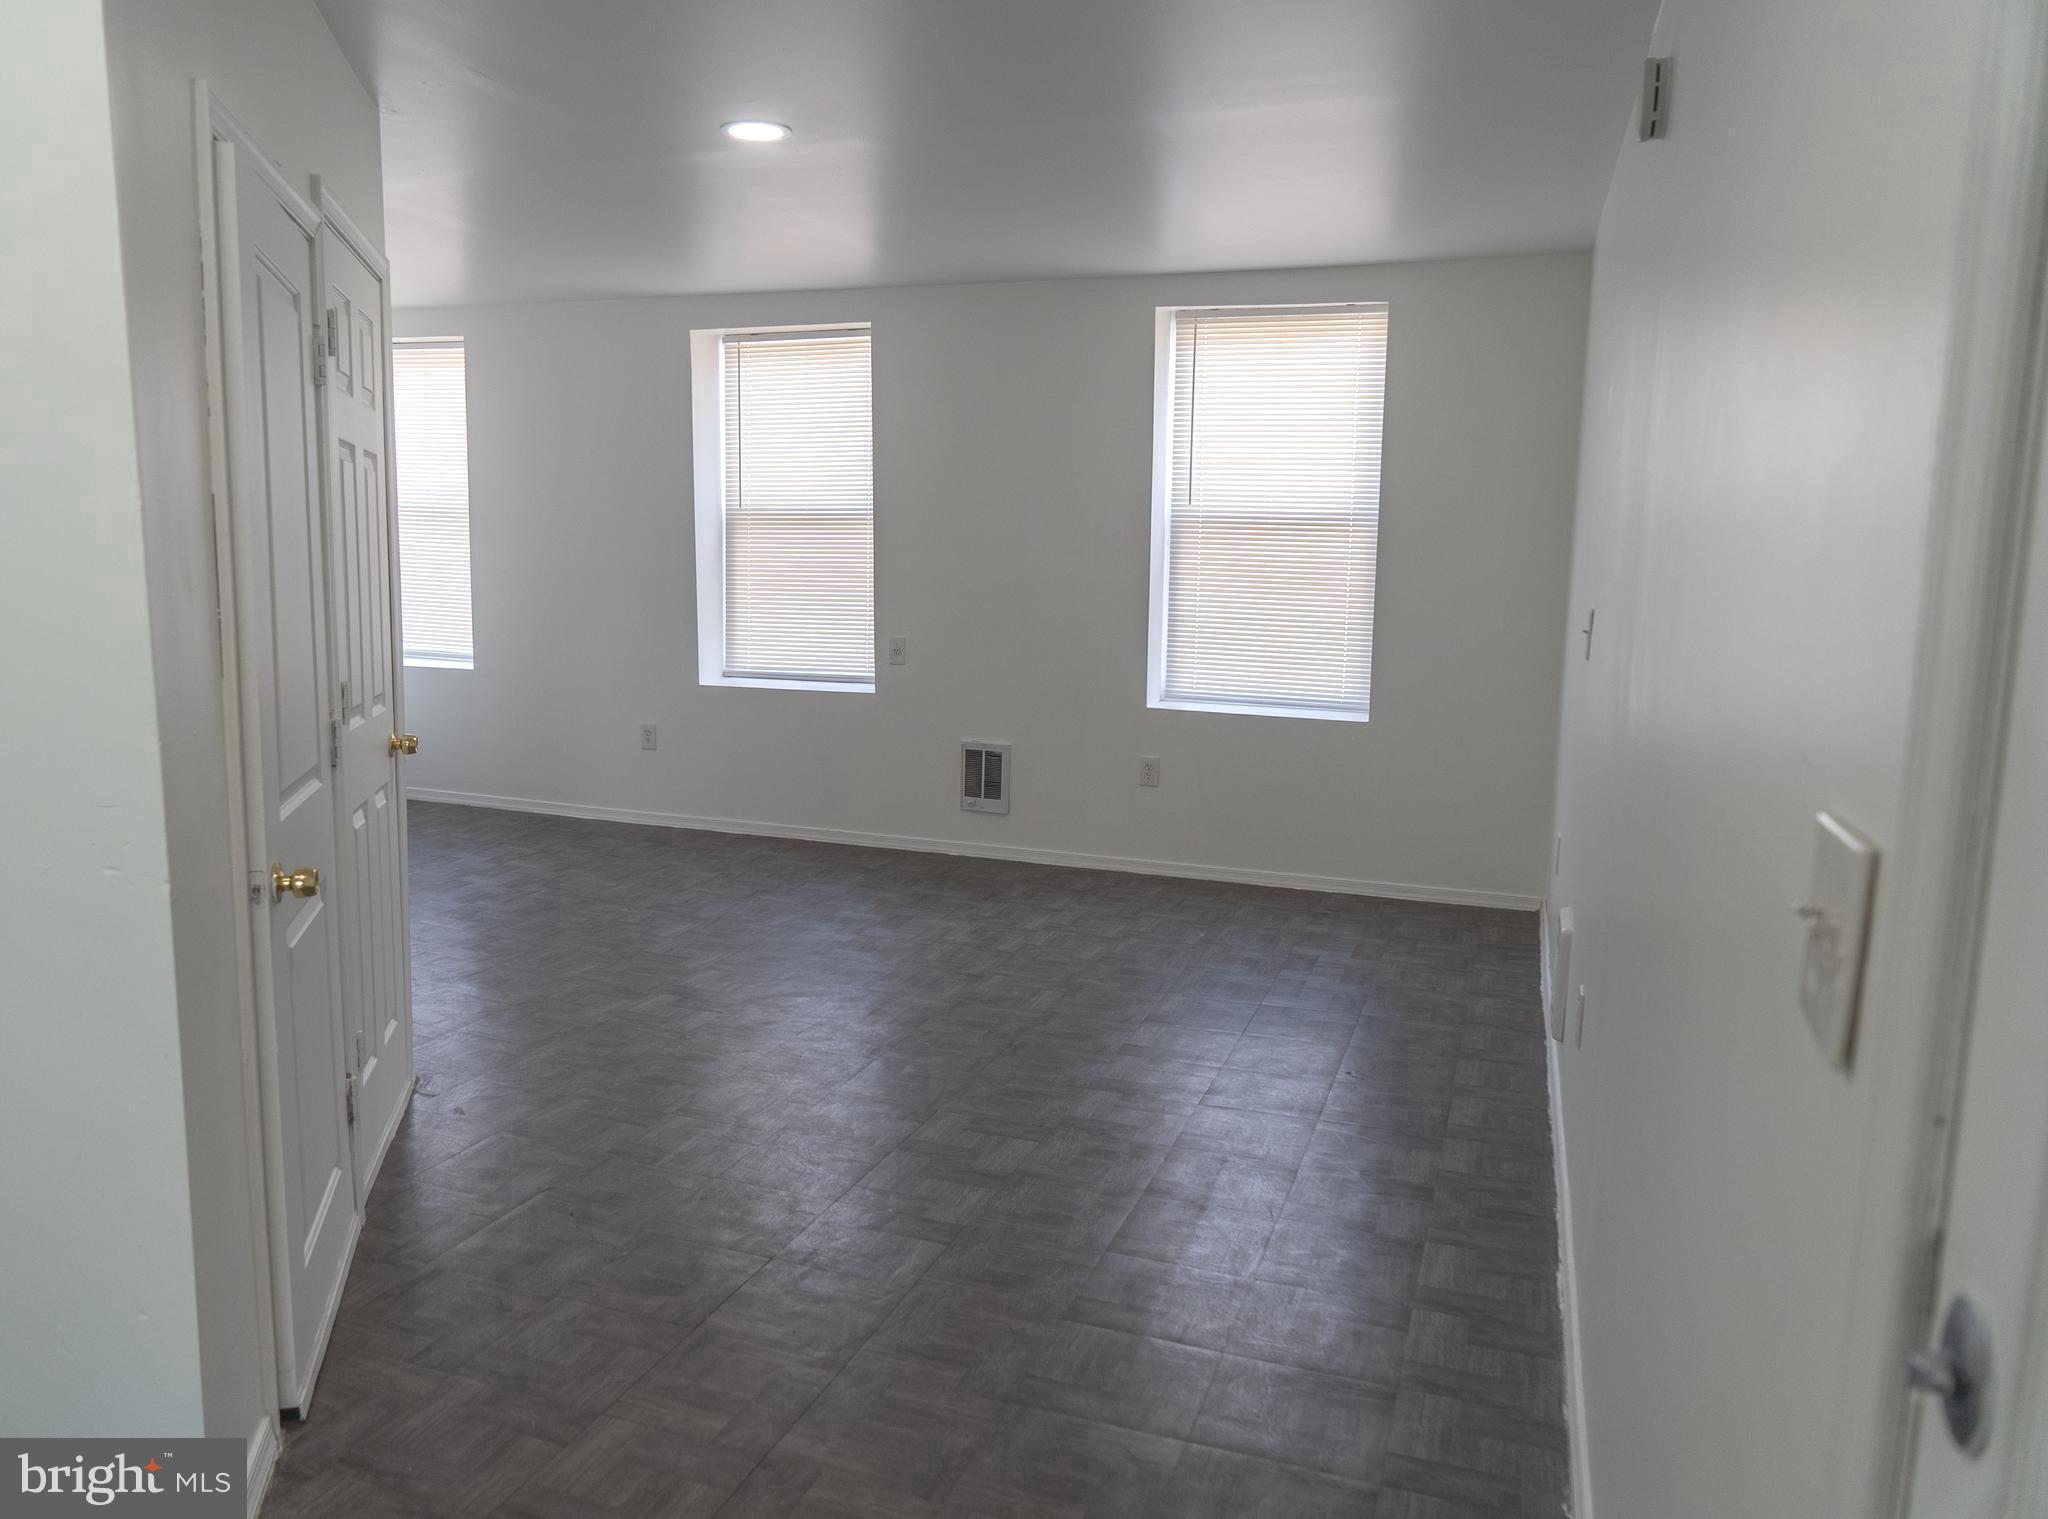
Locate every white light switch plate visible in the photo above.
<box><xmin>1800</xmin><ymin>811</ymin><xmax>1879</xmax><ymax>1069</ymax></box>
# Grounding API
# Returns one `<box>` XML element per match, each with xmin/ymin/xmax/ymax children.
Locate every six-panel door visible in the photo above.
<box><xmin>319</xmin><ymin>223</ymin><xmax>416</xmax><ymax>1200</ymax></box>
<box><xmin>223</xmin><ymin>143</ymin><xmax>357</xmax><ymax>1407</ymax></box>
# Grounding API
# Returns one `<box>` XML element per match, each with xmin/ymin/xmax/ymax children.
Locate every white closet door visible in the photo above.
<box><xmin>317</xmin><ymin>215</ymin><xmax>416</xmax><ymax>1200</ymax></box>
<box><xmin>220</xmin><ymin>141</ymin><xmax>355</xmax><ymax>1412</ymax></box>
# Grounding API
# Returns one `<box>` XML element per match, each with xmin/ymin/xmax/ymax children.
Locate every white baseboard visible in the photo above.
<box><xmin>1549</xmin><ymin>1038</ymin><xmax>1594</xmax><ymax>1519</ymax></box>
<box><xmin>245</xmin><ymin>1413</ymin><xmax>278</xmax><ymax>1518</ymax></box>
<box><xmin>405</xmin><ymin>787</ymin><xmax>1543</xmax><ymax>911</ymax></box>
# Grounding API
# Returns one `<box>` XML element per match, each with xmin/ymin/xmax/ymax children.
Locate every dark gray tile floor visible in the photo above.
<box><xmin>264</xmin><ymin>803</ymin><xmax>1568</xmax><ymax>1518</ymax></box>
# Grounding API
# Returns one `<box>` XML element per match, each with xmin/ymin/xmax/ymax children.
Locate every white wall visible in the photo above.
<box><xmin>0</xmin><ymin>0</ymin><xmax>202</xmax><ymax>1435</ymax></box>
<box><xmin>1548</xmin><ymin>0</ymin><xmax>1992</xmax><ymax>1513</ymax></box>
<box><xmin>401</xmin><ymin>253</ymin><xmax>1589</xmax><ymax>906</ymax></box>
<box><xmin>101</xmin><ymin>0</ymin><xmax>385</xmax><ymax>1446</ymax></box>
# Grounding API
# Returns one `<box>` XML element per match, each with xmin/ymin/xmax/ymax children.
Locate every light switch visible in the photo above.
<box><xmin>1797</xmin><ymin>812</ymin><xmax>1879</xmax><ymax>1070</ymax></box>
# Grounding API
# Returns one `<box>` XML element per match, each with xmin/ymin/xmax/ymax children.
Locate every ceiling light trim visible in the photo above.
<box><xmin>721</xmin><ymin>120</ymin><xmax>791</xmax><ymax>143</ymax></box>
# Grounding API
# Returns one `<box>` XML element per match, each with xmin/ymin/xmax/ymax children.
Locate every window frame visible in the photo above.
<box><xmin>1146</xmin><ymin>301</ymin><xmax>1386</xmax><ymax>724</ymax></box>
<box><xmin>689</xmin><ymin>321</ymin><xmax>877</xmax><ymax>694</ymax></box>
<box><xmin>391</xmin><ymin>334</ymin><xmax>476</xmax><ymax>672</ymax></box>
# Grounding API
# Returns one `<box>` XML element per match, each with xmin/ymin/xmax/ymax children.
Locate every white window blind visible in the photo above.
<box><xmin>717</xmin><ymin>327</ymin><xmax>875</xmax><ymax>684</ymax></box>
<box><xmin>391</xmin><ymin>338</ymin><xmax>474</xmax><ymax>668</ymax></box>
<box><xmin>1158</xmin><ymin>304</ymin><xmax>1387</xmax><ymax>719</ymax></box>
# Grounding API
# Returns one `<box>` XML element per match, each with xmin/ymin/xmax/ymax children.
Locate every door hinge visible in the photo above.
<box><xmin>1581</xmin><ymin>607</ymin><xmax>1597</xmax><ymax>661</ymax></box>
<box><xmin>315</xmin><ymin>312</ymin><xmax>336</xmax><ymax>388</ymax></box>
<box><xmin>330</xmin><ymin>716</ymin><xmax>342</xmax><ymax>770</ymax></box>
<box><xmin>344</xmin><ymin>1071</ymin><xmax>356</xmax><ymax>1127</ymax></box>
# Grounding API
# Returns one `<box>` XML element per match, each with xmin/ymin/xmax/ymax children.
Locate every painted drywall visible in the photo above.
<box><xmin>0</xmin><ymin>0</ymin><xmax>203</xmax><ymax>1435</ymax></box>
<box><xmin>1547</xmin><ymin>0</ymin><xmax>1993</xmax><ymax>1513</ymax></box>
<box><xmin>317</xmin><ymin>0</ymin><xmax>1656</xmax><ymax>305</ymax></box>
<box><xmin>101</xmin><ymin>0</ymin><xmax>385</xmax><ymax>1446</ymax></box>
<box><xmin>399</xmin><ymin>253</ymin><xmax>1588</xmax><ymax>905</ymax></box>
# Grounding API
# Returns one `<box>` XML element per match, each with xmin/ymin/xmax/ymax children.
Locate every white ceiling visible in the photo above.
<box><xmin>314</xmin><ymin>0</ymin><xmax>1657</xmax><ymax>308</ymax></box>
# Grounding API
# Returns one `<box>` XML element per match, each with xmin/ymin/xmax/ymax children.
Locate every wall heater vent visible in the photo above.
<box><xmin>1639</xmin><ymin>55</ymin><xmax>1672</xmax><ymax>141</ymax></box>
<box><xmin>962</xmin><ymin>742</ymin><xmax>1011</xmax><ymax>815</ymax></box>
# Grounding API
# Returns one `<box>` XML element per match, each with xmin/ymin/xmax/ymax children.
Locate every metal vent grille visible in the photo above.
<box><xmin>1640</xmin><ymin>56</ymin><xmax>1671</xmax><ymax>141</ymax></box>
<box><xmin>962</xmin><ymin>742</ymin><xmax>1011</xmax><ymax>815</ymax></box>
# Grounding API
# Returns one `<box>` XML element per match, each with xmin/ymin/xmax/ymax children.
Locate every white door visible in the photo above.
<box><xmin>316</xmin><ymin>215</ymin><xmax>415</xmax><ymax>1197</ymax></box>
<box><xmin>1901</xmin><ymin>407</ymin><xmax>2048</xmax><ymax>1512</ymax></box>
<box><xmin>218</xmin><ymin>142</ymin><xmax>356</xmax><ymax>1412</ymax></box>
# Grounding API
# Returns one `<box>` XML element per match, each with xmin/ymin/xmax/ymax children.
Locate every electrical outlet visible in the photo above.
<box><xmin>1138</xmin><ymin>756</ymin><xmax>1161</xmax><ymax>788</ymax></box>
<box><xmin>639</xmin><ymin>724</ymin><xmax>658</xmax><ymax>751</ymax></box>
<box><xmin>888</xmin><ymin>636</ymin><xmax>907</xmax><ymax>666</ymax></box>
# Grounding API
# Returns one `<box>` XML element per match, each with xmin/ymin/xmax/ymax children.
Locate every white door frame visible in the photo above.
<box><xmin>1901</xmin><ymin>338</ymin><xmax>2048</xmax><ymax>1512</ymax></box>
<box><xmin>1862</xmin><ymin>0</ymin><xmax>2048</xmax><ymax>1510</ymax></box>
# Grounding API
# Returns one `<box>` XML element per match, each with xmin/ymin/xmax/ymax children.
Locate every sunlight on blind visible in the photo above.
<box><xmin>721</xmin><ymin>328</ymin><xmax>875</xmax><ymax>682</ymax></box>
<box><xmin>1163</xmin><ymin>306</ymin><xmax>1386</xmax><ymax>716</ymax></box>
<box><xmin>392</xmin><ymin>338</ymin><xmax>474</xmax><ymax>668</ymax></box>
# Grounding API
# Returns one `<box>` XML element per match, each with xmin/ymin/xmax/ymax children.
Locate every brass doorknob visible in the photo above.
<box><xmin>389</xmin><ymin>733</ymin><xmax>420</xmax><ymax>756</ymax></box>
<box><xmin>272</xmin><ymin>865</ymin><xmax>320</xmax><ymax>900</ymax></box>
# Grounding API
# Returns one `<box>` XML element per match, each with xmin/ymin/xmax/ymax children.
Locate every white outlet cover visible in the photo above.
<box><xmin>1800</xmin><ymin>811</ymin><xmax>1879</xmax><ymax>1069</ymax></box>
<box><xmin>888</xmin><ymin>637</ymin><xmax>907</xmax><ymax>666</ymax></box>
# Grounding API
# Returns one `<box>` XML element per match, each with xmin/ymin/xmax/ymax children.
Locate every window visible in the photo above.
<box><xmin>1148</xmin><ymin>304</ymin><xmax>1387</xmax><ymax>721</ymax></box>
<box><xmin>691</xmin><ymin>324</ymin><xmax>875</xmax><ymax>691</ymax></box>
<box><xmin>391</xmin><ymin>337</ymin><xmax>474</xmax><ymax>669</ymax></box>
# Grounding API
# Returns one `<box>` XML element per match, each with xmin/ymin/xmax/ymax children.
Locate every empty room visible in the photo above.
<box><xmin>11</xmin><ymin>0</ymin><xmax>2048</xmax><ymax>1515</ymax></box>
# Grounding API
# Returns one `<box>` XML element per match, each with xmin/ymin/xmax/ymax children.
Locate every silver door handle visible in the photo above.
<box><xmin>1905</xmin><ymin>1350</ymin><xmax>1958</xmax><ymax>1398</ymax></box>
<box><xmin>1907</xmin><ymin>1295</ymin><xmax>1991</xmax><ymax>1453</ymax></box>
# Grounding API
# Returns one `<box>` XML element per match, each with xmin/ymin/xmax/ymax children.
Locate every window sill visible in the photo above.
<box><xmin>1149</xmin><ymin>695</ymin><xmax>1368</xmax><ymax>724</ymax></box>
<box><xmin>704</xmin><ymin>674</ymin><xmax>876</xmax><ymax>694</ymax></box>
<box><xmin>405</xmin><ymin>655</ymin><xmax>474</xmax><ymax>671</ymax></box>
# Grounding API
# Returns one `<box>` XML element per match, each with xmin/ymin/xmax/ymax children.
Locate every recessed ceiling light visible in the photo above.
<box><xmin>722</xmin><ymin>120</ymin><xmax>790</xmax><ymax>143</ymax></box>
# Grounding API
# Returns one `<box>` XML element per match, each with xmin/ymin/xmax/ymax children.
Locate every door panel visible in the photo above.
<box><xmin>259</xmin><ymin>253</ymin><xmax>326</xmax><ymax>804</ymax></box>
<box><xmin>282</xmin><ymin>893</ymin><xmax>342</xmax><ymax>1245</ymax></box>
<box><xmin>319</xmin><ymin>223</ymin><xmax>414</xmax><ymax>1192</ymax></box>
<box><xmin>223</xmin><ymin>143</ymin><xmax>355</xmax><ymax>1407</ymax></box>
